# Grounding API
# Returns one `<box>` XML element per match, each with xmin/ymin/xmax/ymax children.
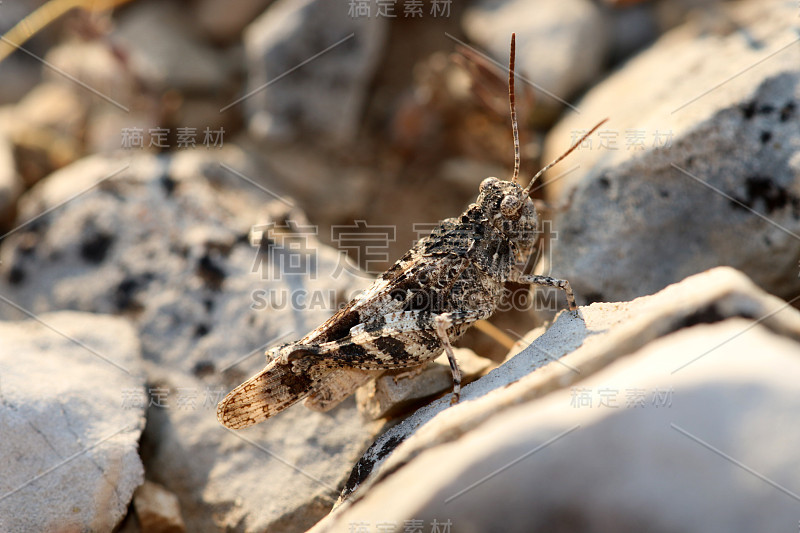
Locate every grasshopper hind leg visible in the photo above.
<box><xmin>303</xmin><ymin>368</ymin><xmax>381</xmax><ymax>412</ymax></box>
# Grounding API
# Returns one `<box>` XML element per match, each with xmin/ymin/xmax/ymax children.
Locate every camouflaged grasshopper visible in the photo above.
<box><xmin>217</xmin><ymin>34</ymin><xmax>606</xmax><ymax>429</ymax></box>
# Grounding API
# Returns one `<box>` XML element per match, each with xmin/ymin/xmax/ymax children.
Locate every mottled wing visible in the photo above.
<box><xmin>217</xmin><ymin>354</ymin><xmax>332</xmax><ymax>429</ymax></box>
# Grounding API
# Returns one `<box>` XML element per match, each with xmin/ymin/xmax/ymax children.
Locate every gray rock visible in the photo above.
<box><xmin>315</xmin><ymin>267</ymin><xmax>800</xmax><ymax>515</ymax></box>
<box><xmin>0</xmin><ymin>151</ymin><xmax>301</xmax><ymax>374</ymax></box>
<box><xmin>0</xmin><ymin>1</ymin><xmax>49</xmax><ymax>105</ymax></box>
<box><xmin>243</xmin><ymin>0</ymin><xmax>388</xmax><ymax>142</ymax></box>
<box><xmin>142</xmin><ymin>365</ymin><xmax>378</xmax><ymax>533</ymax></box>
<box><xmin>316</xmin><ymin>317</ymin><xmax>800</xmax><ymax>533</ymax></box>
<box><xmin>195</xmin><ymin>0</ymin><xmax>274</xmax><ymax>44</ymax></box>
<box><xmin>44</xmin><ymin>40</ymin><xmax>137</xmax><ymax>112</ymax></box>
<box><xmin>540</xmin><ymin>0</ymin><xmax>800</xmax><ymax>304</ymax></box>
<box><xmin>0</xmin><ymin>150</ymin><xmax>379</xmax><ymax>531</ymax></box>
<box><xmin>0</xmin><ymin>312</ymin><xmax>146</xmax><ymax>532</ymax></box>
<box><xmin>463</xmin><ymin>0</ymin><xmax>609</xmax><ymax>125</ymax></box>
<box><xmin>111</xmin><ymin>2</ymin><xmax>231</xmax><ymax>93</ymax></box>
<box><xmin>604</xmin><ymin>1</ymin><xmax>658</xmax><ymax>62</ymax></box>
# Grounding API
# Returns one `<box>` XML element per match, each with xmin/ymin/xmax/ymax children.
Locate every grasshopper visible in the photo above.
<box><xmin>217</xmin><ymin>34</ymin><xmax>606</xmax><ymax>429</ymax></box>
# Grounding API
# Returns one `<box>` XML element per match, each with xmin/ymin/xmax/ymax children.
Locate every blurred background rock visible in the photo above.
<box><xmin>1</xmin><ymin>0</ymin><xmax>798</xmax><ymax>531</ymax></box>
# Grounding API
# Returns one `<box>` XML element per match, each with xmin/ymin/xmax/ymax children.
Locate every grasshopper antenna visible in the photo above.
<box><xmin>509</xmin><ymin>33</ymin><xmax>520</xmax><ymax>184</ymax></box>
<box><xmin>522</xmin><ymin>118</ymin><xmax>608</xmax><ymax>197</ymax></box>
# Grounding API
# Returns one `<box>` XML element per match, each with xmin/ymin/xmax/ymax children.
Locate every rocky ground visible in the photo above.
<box><xmin>0</xmin><ymin>0</ymin><xmax>798</xmax><ymax>532</ymax></box>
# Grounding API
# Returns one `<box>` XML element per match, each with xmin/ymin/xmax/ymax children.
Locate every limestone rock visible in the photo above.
<box><xmin>318</xmin><ymin>267</ymin><xmax>800</xmax><ymax>514</ymax></box>
<box><xmin>317</xmin><ymin>318</ymin><xmax>800</xmax><ymax>533</ymax></box>
<box><xmin>540</xmin><ymin>0</ymin><xmax>800</xmax><ymax>304</ymax></box>
<box><xmin>141</xmin><ymin>365</ymin><xmax>378</xmax><ymax>533</ymax></box>
<box><xmin>0</xmin><ymin>312</ymin><xmax>146</xmax><ymax>532</ymax></box>
<box><xmin>0</xmin><ymin>150</ymin><xmax>377</xmax><ymax>532</ymax></box>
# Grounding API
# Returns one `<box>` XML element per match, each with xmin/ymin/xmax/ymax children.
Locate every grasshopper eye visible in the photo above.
<box><xmin>500</xmin><ymin>194</ymin><xmax>520</xmax><ymax>215</ymax></box>
<box><xmin>480</xmin><ymin>177</ymin><xmax>499</xmax><ymax>192</ymax></box>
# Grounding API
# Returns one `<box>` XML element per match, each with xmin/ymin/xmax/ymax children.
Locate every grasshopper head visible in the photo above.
<box><xmin>477</xmin><ymin>177</ymin><xmax>538</xmax><ymax>258</ymax></box>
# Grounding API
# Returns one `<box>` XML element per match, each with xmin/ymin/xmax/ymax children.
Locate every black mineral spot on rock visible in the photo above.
<box><xmin>376</xmin><ymin>435</ymin><xmax>404</xmax><ymax>460</ymax></box>
<box><xmin>194</xmin><ymin>323</ymin><xmax>210</xmax><ymax>337</ymax></box>
<box><xmin>780</xmin><ymin>101</ymin><xmax>795</xmax><ymax>122</ymax></box>
<box><xmin>342</xmin><ymin>434</ymin><xmax>405</xmax><ymax>499</ymax></box>
<box><xmin>80</xmin><ymin>232</ymin><xmax>114</xmax><ymax>263</ymax></box>
<box><xmin>193</xmin><ymin>360</ymin><xmax>215</xmax><ymax>378</ymax></box>
<box><xmin>659</xmin><ymin>189</ymin><xmax>670</xmax><ymax>199</ymax></box>
<box><xmin>203</xmin><ymin>298</ymin><xmax>214</xmax><ymax>312</ymax></box>
<box><xmin>740</xmin><ymin>101</ymin><xmax>756</xmax><ymax>119</ymax></box>
<box><xmin>8</xmin><ymin>265</ymin><xmax>26</xmax><ymax>285</ymax></box>
<box><xmin>115</xmin><ymin>277</ymin><xmax>146</xmax><ymax>312</ymax></box>
<box><xmin>730</xmin><ymin>175</ymin><xmax>799</xmax><ymax>214</ymax></box>
<box><xmin>757</xmin><ymin>103</ymin><xmax>774</xmax><ymax>114</ymax></box>
<box><xmin>26</xmin><ymin>219</ymin><xmax>46</xmax><ymax>234</ymax></box>
<box><xmin>197</xmin><ymin>252</ymin><xmax>226</xmax><ymax>290</ymax></box>
<box><xmin>598</xmin><ymin>176</ymin><xmax>610</xmax><ymax>190</ymax></box>
<box><xmin>159</xmin><ymin>173</ymin><xmax>177</xmax><ymax>196</ymax></box>
<box><xmin>343</xmin><ymin>456</ymin><xmax>375</xmax><ymax>498</ymax></box>
<box><xmin>115</xmin><ymin>278</ymin><xmax>138</xmax><ymax>306</ymax></box>
<box><xmin>759</xmin><ymin>131</ymin><xmax>772</xmax><ymax>144</ymax></box>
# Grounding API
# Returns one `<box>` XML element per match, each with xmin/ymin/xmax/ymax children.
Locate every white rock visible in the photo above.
<box><xmin>141</xmin><ymin>365</ymin><xmax>378</xmax><ymax>533</ymax></box>
<box><xmin>0</xmin><ymin>312</ymin><xmax>146</xmax><ymax>532</ymax></box>
<box><xmin>0</xmin><ymin>151</ymin><xmax>379</xmax><ymax>531</ymax></box>
<box><xmin>540</xmin><ymin>0</ymin><xmax>800</xmax><ymax>304</ymax></box>
<box><xmin>317</xmin><ymin>318</ymin><xmax>800</xmax><ymax>533</ymax></box>
<box><xmin>321</xmin><ymin>267</ymin><xmax>800</xmax><ymax>509</ymax></box>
